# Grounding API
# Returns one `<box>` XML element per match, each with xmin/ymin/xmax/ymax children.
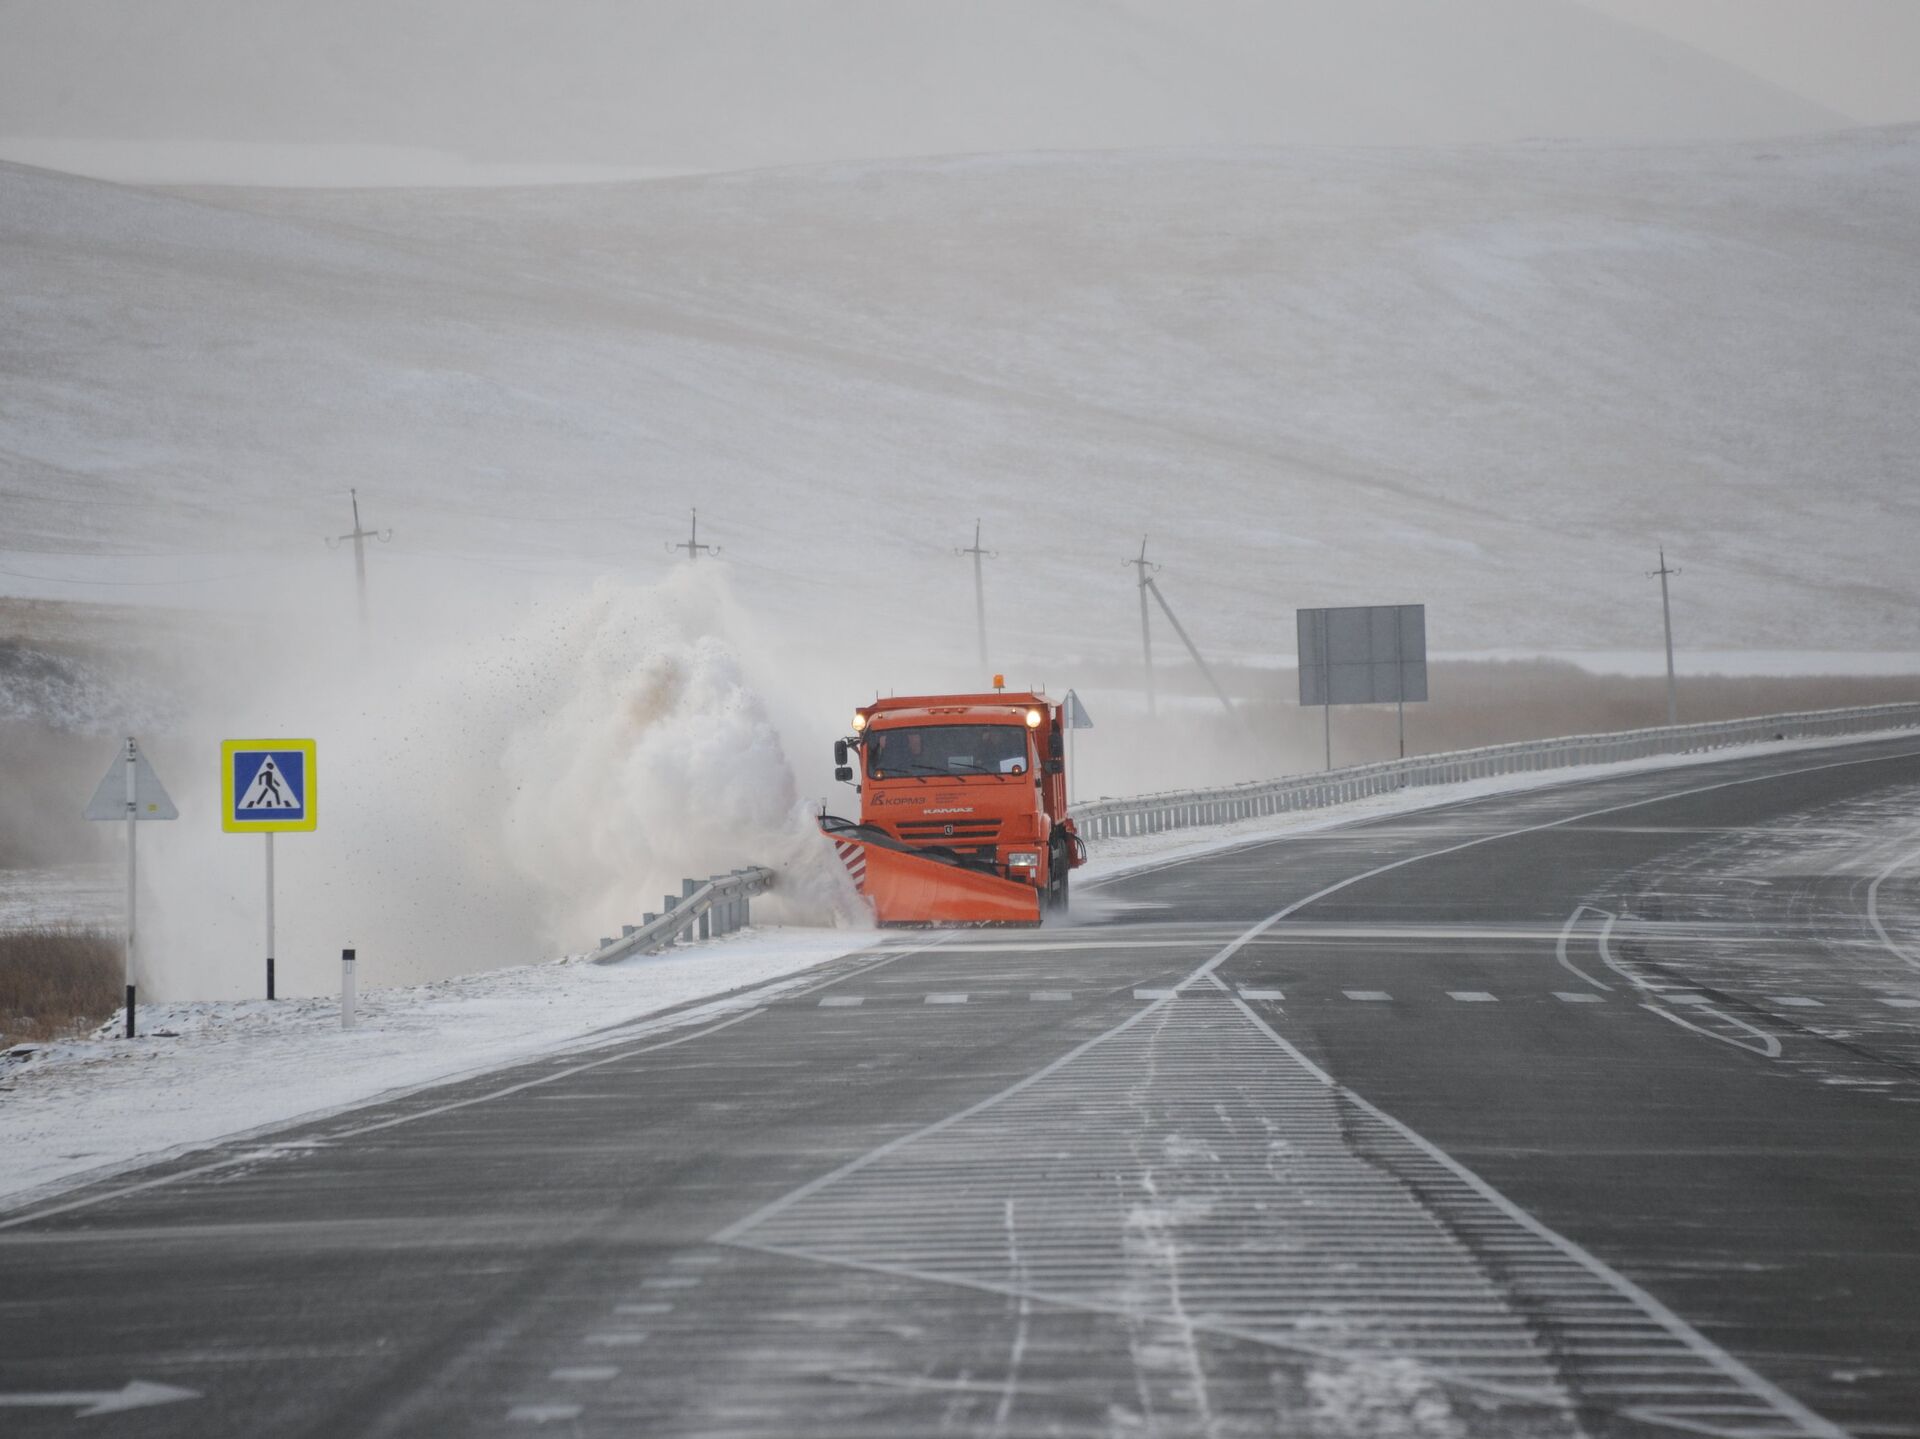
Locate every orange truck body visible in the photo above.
<box><xmin>821</xmin><ymin>689</ymin><xmax>1084</xmax><ymax>925</ymax></box>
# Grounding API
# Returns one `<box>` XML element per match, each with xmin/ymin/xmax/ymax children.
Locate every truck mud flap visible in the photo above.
<box><xmin>820</xmin><ymin>815</ymin><xmax>1041</xmax><ymax>926</ymax></box>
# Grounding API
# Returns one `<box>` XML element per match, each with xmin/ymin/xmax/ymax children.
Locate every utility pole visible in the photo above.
<box><xmin>1125</xmin><ymin>537</ymin><xmax>1160</xmax><ymax>716</ymax></box>
<box><xmin>324</xmin><ymin>489</ymin><xmax>391</xmax><ymax>633</ymax></box>
<box><xmin>955</xmin><ymin>519</ymin><xmax>996</xmax><ymax>668</ymax></box>
<box><xmin>1648</xmin><ymin>547</ymin><xmax>1681</xmax><ymax>726</ymax></box>
<box><xmin>670</xmin><ymin>508</ymin><xmax>717</xmax><ymax>561</ymax></box>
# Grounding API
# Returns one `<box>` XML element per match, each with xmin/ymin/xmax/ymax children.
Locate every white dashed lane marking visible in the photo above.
<box><xmin>583</xmin><ymin>1331</ymin><xmax>649</xmax><ymax>1347</ymax></box>
<box><xmin>1448</xmin><ymin>991</ymin><xmax>1498</xmax><ymax>1003</ymax></box>
<box><xmin>508</xmin><ymin>1403</ymin><xmax>582</xmax><ymax>1423</ymax></box>
<box><xmin>817</xmin><ymin>996</ymin><xmax>863</xmax><ymax>1008</ymax></box>
<box><xmin>1132</xmin><ymin>988</ymin><xmax>1175</xmax><ymax>1000</ymax></box>
<box><xmin>924</xmin><ymin>993</ymin><xmax>968</xmax><ymax>1005</ymax></box>
<box><xmin>1344</xmin><ymin>989</ymin><xmax>1393</xmax><ymax>1001</ymax></box>
<box><xmin>1774</xmin><ymin>996</ymin><xmax>1824</xmax><ymax>1007</ymax></box>
<box><xmin>1554</xmin><ymin>992</ymin><xmax>1605</xmax><ymax>1003</ymax></box>
<box><xmin>1239</xmin><ymin>987</ymin><xmax>1284</xmax><ymax>1000</ymax></box>
<box><xmin>614</xmin><ymin>1302</ymin><xmax>673</xmax><ymax>1316</ymax></box>
<box><xmin>549</xmin><ymin>1366</ymin><xmax>617</xmax><ymax>1382</ymax></box>
<box><xmin>642</xmin><ymin>1276</ymin><xmax>702</xmax><ymax>1289</ymax></box>
<box><xmin>1030</xmin><ymin>990</ymin><xmax>1073</xmax><ymax>1001</ymax></box>
<box><xmin>1880</xmin><ymin>998</ymin><xmax>1920</xmax><ymax>1009</ymax></box>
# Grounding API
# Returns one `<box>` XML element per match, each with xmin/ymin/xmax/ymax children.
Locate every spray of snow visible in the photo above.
<box><xmin>134</xmin><ymin>564</ymin><xmax>860</xmax><ymax>1002</ymax></box>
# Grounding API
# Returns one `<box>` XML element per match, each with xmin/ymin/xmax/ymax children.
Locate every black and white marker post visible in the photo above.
<box><xmin>341</xmin><ymin>948</ymin><xmax>356</xmax><ymax>1030</ymax></box>
<box><xmin>83</xmin><ymin>738</ymin><xmax>177</xmax><ymax>1039</ymax></box>
<box><xmin>264</xmin><ymin>832</ymin><xmax>275</xmax><ymax>1000</ymax></box>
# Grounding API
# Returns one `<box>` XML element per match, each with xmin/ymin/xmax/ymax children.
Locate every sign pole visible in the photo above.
<box><xmin>123</xmin><ymin>737</ymin><xmax>137</xmax><ymax>1039</ymax></box>
<box><xmin>1321</xmin><ymin>612</ymin><xmax>1333</xmax><ymax>772</ymax></box>
<box><xmin>1396</xmin><ymin>607</ymin><xmax>1407</xmax><ymax>760</ymax></box>
<box><xmin>264</xmin><ymin>832</ymin><xmax>276</xmax><ymax>1000</ymax></box>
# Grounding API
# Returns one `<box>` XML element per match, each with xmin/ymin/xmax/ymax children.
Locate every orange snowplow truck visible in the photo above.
<box><xmin>820</xmin><ymin>684</ymin><xmax>1085</xmax><ymax>925</ymax></box>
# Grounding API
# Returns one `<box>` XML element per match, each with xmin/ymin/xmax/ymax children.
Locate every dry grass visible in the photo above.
<box><xmin>0</xmin><ymin>925</ymin><xmax>120</xmax><ymax>1049</ymax></box>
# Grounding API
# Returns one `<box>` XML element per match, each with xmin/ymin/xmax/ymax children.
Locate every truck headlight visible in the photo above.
<box><xmin>1007</xmin><ymin>851</ymin><xmax>1040</xmax><ymax>869</ymax></box>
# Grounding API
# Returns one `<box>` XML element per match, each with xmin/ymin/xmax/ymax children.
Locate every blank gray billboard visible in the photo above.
<box><xmin>1297</xmin><ymin>605</ymin><xmax>1428</xmax><ymax>706</ymax></box>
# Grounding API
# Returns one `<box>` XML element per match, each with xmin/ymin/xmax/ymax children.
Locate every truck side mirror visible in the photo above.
<box><xmin>834</xmin><ymin>739</ymin><xmax>849</xmax><ymax>766</ymax></box>
<box><xmin>834</xmin><ymin>765</ymin><xmax>854</xmax><ymax>782</ymax></box>
<box><xmin>1048</xmin><ymin>732</ymin><xmax>1064</xmax><ymax>760</ymax></box>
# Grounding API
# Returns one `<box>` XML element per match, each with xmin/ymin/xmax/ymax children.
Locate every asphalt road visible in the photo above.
<box><xmin>5</xmin><ymin>737</ymin><xmax>1920</xmax><ymax>1438</ymax></box>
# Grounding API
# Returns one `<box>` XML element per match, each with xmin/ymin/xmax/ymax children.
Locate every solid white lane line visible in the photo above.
<box><xmin>1344</xmin><ymin>990</ymin><xmax>1392</xmax><ymax>1002</ymax></box>
<box><xmin>818</xmin><ymin>996</ymin><xmax>864</xmax><ymax>1007</ymax></box>
<box><xmin>0</xmin><ymin>1006</ymin><xmax>768</xmax><ymax>1233</ymax></box>
<box><xmin>1448</xmin><ymin>992</ymin><xmax>1498</xmax><ymax>1003</ymax></box>
<box><xmin>1598</xmin><ymin>915</ymin><xmax>1784</xmax><ymax>1060</ymax></box>
<box><xmin>1865</xmin><ymin>842</ymin><xmax>1920</xmax><ymax>973</ymax></box>
<box><xmin>1229</xmin><ymin>998</ymin><xmax>1847</xmax><ymax>1439</ymax></box>
<box><xmin>1554</xmin><ymin>992</ymin><xmax>1605</xmax><ymax>1004</ymax></box>
<box><xmin>1173</xmin><ymin>746</ymin><xmax>1920</xmax><ymax>1002</ymax></box>
<box><xmin>925</xmin><ymin>993</ymin><xmax>968</xmax><ymax>1005</ymax></box>
<box><xmin>1555</xmin><ymin>906</ymin><xmax>1617</xmax><ymax>992</ymax></box>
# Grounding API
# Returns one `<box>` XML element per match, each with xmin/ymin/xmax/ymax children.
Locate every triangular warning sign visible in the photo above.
<box><xmin>237</xmin><ymin>754</ymin><xmax>303</xmax><ymax>811</ymax></box>
<box><xmin>84</xmin><ymin>740</ymin><xmax>179</xmax><ymax>821</ymax></box>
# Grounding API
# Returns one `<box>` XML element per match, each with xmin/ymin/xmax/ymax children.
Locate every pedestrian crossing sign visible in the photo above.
<box><xmin>222</xmin><ymin>739</ymin><xmax>317</xmax><ymax>832</ymax></box>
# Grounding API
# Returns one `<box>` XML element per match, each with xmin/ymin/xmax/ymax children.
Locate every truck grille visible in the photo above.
<box><xmin>894</xmin><ymin>818</ymin><xmax>1003</xmax><ymax>847</ymax></box>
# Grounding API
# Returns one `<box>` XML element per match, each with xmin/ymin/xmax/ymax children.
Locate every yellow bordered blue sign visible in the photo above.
<box><xmin>222</xmin><ymin>739</ymin><xmax>317</xmax><ymax>833</ymax></box>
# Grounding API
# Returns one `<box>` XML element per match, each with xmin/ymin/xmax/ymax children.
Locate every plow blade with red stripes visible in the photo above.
<box><xmin>821</xmin><ymin>815</ymin><xmax>1042</xmax><ymax>926</ymax></box>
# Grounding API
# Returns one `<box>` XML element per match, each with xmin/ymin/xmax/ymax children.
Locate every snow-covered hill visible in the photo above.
<box><xmin>0</xmin><ymin>0</ymin><xmax>1851</xmax><ymax>186</ymax></box>
<box><xmin>4</xmin><ymin>130</ymin><xmax>1917</xmax><ymax>662</ymax></box>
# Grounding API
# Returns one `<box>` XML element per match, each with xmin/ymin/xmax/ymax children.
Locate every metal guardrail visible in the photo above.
<box><xmin>589</xmin><ymin>866</ymin><xmax>776</xmax><ymax>965</ymax></box>
<box><xmin>1073</xmin><ymin>703</ymin><xmax>1920</xmax><ymax>843</ymax></box>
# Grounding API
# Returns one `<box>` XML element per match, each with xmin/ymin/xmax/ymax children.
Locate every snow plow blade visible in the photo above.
<box><xmin>821</xmin><ymin>816</ymin><xmax>1041</xmax><ymax>926</ymax></box>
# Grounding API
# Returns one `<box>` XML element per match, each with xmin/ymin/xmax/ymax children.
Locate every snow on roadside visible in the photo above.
<box><xmin>0</xmin><ymin>926</ymin><xmax>875</xmax><ymax>1210</ymax></box>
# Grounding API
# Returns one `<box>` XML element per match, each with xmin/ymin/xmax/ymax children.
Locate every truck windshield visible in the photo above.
<box><xmin>867</xmin><ymin>725</ymin><xmax>1029</xmax><ymax>779</ymax></box>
